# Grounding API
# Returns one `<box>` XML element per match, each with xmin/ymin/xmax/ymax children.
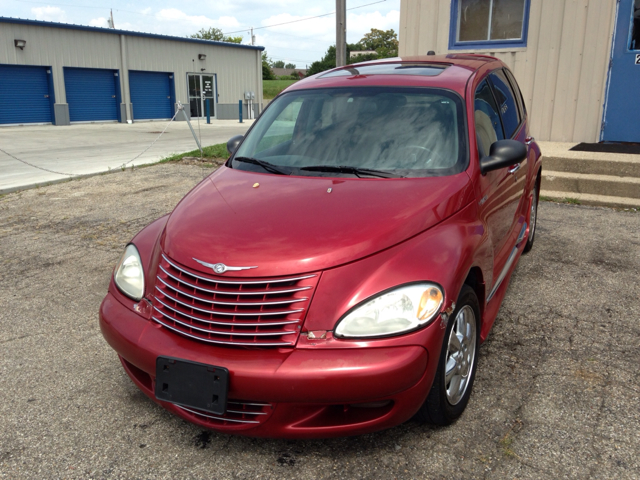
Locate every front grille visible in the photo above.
<box><xmin>176</xmin><ymin>400</ymin><xmax>274</xmax><ymax>425</ymax></box>
<box><xmin>152</xmin><ymin>253</ymin><xmax>318</xmax><ymax>347</ymax></box>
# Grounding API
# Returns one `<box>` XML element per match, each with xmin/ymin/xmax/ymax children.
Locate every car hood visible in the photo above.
<box><xmin>162</xmin><ymin>167</ymin><xmax>474</xmax><ymax>277</ymax></box>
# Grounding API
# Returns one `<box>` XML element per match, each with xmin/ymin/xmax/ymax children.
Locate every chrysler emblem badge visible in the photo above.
<box><xmin>192</xmin><ymin>258</ymin><xmax>257</xmax><ymax>274</ymax></box>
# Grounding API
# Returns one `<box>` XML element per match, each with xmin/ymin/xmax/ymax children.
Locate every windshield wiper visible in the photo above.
<box><xmin>299</xmin><ymin>165</ymin><xmax>404</xmax><ymax>178</ymax></box>
<box><xmin>233</xmin><ymin>156</ymin><xmax>291</xmax><ymax>175</ymax></box>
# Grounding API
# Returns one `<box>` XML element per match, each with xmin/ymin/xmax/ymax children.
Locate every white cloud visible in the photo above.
<box><xmin>31</xmin><ymin>6</ymin><xmax>66</xmax><ymax>22</ymax></box>
<box><xmin>155</xmin><ymin>9</ymin><xmax>241</xmax><ymax>30</ymax></box>
<box><xmin>253</xmin><ymin>8</ymin><xmax>401</xmax><ymax>67</ymax></box>
<box><xmin>89</xmin><ymin>17</ymin><xmax>109</xmax><ymax>28</ymax></box>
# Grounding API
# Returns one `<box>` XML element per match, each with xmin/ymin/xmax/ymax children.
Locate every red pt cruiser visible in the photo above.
<box><xmin>100</xmin><ymin>54</ymin><xmax>542</xmax><ymax>438</ymax></box>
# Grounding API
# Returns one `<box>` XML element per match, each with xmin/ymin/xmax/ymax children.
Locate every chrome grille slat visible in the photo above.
<box><xmin>152</xmin><ymin>316</ymin><xmax>295</xmax><ymax>346</ymax></box>
<box><xmin>228</xmin><ymin>401</ymin><xmax>271</xmax><ymax>407</ymax></box>
<box><xmin>152</xmin><ymin>314</ymin><xmax>297</xmax><ymax>337</ymax></box>
<box><xmin>162</xmin><ymin>254</ymin><xmax>316</xmax><ymax>285</ymax></box>
<box><xmin>156</xmin><ymin>286</ymin><xmax>305</xmax><ymax>316</ymax></box>
<box><xmin>226</xmin><ymin>409</ymin><xmax>268</xmax><ymax>416</ymax></box>
<box><xmin>153</xmin><ymin>298</ymin><xmax>301</xmax><ymax>327</ymax></box>
<box><xmin>176</xmin><ymin>406</ymin><xmax>260</xmax><ymax>424</ymax></box>
<box><xmin>157</xmin><ymin>276</ymin><xmax>307</xmax><ymax>306</ymax></box>
<box><xmin>159</xmin><ymin>265</ymin><xmax>312</xmax><ymax>295</ymax></box>
<box><xmin>154</xmin><ymin>253</ymin><xmax>319</xmax><ymax>347</ymax></box>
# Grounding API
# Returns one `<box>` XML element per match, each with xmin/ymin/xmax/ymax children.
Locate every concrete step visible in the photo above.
<box><xmin>537</xmin><ymin>142</ymin><xmax>640</xmax><ymax>209</ymax></box>
<box><xmin>544</xmin><ymin>155</ymin><xmax>640</xmax><ymax>177</ymax></box>
<box><xmin>541</xmin><ymin>170</ymin><xmax>640</xmax><ymax>199</ymax></box>
<box><xmin>540</xmin><ymin>190</ymin><xmax>640</xmax><ymax>209</ymax></box>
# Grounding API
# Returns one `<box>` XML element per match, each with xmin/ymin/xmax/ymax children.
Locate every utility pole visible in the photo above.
<box><xmin>108</xmin><ymin>9</ymin><xmax>115</xmax><ymax>29</ymax></box>
<box><xmin>336</xmin><ymin>0</ymin><xmax>346</xmax><ymax>67</ymax></box>
<box><xmin>251</xmin><ymin>27</ymin><xmax>255</xmax><ymax>46</ymax></box>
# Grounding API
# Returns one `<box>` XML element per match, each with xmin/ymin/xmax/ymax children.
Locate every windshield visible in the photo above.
<box><xmin>232</xmin><ymin>87</ymin><xmax>468</xmax><ymax>178</ymax></box>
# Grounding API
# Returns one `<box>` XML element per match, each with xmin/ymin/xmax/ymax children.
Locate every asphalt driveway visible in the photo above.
<box><xmin>0</xmin><ymin>163</ymin><xmax>638</xmax><ymax>479</ymax></box>
<box><xmin>0</xmin><ymin>119</ymin><xmax>252</xmax><ymax>194</ymax></box>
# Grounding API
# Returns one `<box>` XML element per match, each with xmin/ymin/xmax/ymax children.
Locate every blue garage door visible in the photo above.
<box><xmin>129</xmin><ymin>71</ymin><xmax>174</xmax><ymax>120</ymax></box>
<box><xmin>0</xmin><ymin>64</ymin><xmax>53</xmax><ymax>124</ymax></box>
<box><xmin>64</xmin><ymin>67</ymin><xmax>119</xmax><ymax>122</ymax></box>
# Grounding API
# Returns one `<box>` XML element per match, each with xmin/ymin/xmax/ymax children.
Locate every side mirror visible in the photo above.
<box><xmin>479</xmin><ymin>139</ymin><xmax>527</xmax><ymax>175</ymax></box>
<box><xmin>227</xmin><ymin>135</ymin><xmax>244</xmax><ymax>155</ymax></box>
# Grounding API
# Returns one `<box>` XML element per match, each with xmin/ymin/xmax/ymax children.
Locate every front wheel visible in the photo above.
<box><xmin>414</xmin><ymin>285</ymin><xmax>480</xmax><ymax>425</ymax></box>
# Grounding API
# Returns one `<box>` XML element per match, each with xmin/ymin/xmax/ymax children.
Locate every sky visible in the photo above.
<box><xmin>2</xmin><ymin>0</ymin><xmax>401</xmax><ymax>68</ymax></box>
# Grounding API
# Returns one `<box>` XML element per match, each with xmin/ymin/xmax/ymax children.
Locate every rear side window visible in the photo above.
<box><xmin>474</xmin><ymin>80</ymin><xmax>504</xmax><ymax>158</ymax></box>
<box><xmin>504</xmin><ymin>68</ymin><xmax>527</xmax><ymax>117</ymax></box>
<box><xmin>489</xmin><ymin>70</ymin><xmax>521</xmax><ymax>138</ymax></box>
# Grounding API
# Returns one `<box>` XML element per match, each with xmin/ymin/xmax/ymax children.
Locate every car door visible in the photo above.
<box><xmin>474</xmin><ymin>78</ymin><xmax>516</xmax><ymax>275</ymax></box>
<box><xmin>488</xmin><ymin>69</ymin><xmax>529</xmax><ymax>245</ymax></box>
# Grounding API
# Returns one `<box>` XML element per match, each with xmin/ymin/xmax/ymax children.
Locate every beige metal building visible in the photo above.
<box><xmin>399</xmin><ymin>0</ymin><xmax>640</xmax><ymax>144</ymax></box>
<box><xmin>0</xmin><ymin>17</ymin><xmax>264</xmax><ymax>125</ymax></box>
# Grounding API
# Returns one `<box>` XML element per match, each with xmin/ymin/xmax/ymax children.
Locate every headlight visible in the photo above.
<box><xmin>114</xmin><ymin>244</ymin><xmax>145</xmax><ymax>301</ymax></box>
<box><xmin>335</xmin><ymin>283</ymin><xmax>444</xmax><ymax>338</ymax></box>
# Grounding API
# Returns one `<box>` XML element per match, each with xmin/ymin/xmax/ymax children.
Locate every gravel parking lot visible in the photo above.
<box><xmin>1</xmin><ymin>163</ymin><xmax>639</xmax><ymax>479</ymax></box>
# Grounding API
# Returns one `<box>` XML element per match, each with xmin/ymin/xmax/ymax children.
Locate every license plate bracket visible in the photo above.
<box><xmin>155</xmin><ymin>356</ymin><xmax>228</xmax><ymax>415</ymax></box>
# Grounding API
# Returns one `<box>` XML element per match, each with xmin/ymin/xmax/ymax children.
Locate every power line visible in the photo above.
<box><xmin>223</xmin><ymin>0</ymin><xmax>387</xmax><ymax>35</ymax></box>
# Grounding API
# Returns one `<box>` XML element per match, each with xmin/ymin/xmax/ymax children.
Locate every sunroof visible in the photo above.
<box><xmin>319</xmin><ymin>63</ymin><xmax>447</xmax><ymax>78</ymax></box>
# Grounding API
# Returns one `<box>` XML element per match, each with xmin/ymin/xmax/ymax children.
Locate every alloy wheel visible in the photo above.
<box><xmin>444</xmin><ymin>305</ymin><xmax>477</xmax><ymax>405</ymax></box>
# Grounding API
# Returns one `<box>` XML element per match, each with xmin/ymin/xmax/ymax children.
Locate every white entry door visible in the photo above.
<box><xmin>187</xmin><ymin>74</ymin><xmax>216</xmax><ymax>119</ymax></box>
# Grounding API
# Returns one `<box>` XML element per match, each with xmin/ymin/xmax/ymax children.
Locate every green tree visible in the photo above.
<box><xmin>306</xmin><ymin>29</ymin><xmax>399</xmax><ymax>77</ymax></box>
<box><xmin>262</xmin><ymin>52</ymin><xmax>275</xmax><ymax>80</ymax></box>
<box><xmin>190</xmin><ymin>27</ymin><xmax>243</xmax><ymax>44</ymax></box>
<box><xmin>285</xmin><ymin>63</ymin><xmax>296</xmax><ymax>69</ymax></box>
<box><xmin>307</xmin><ymin>45</ymin><xmax>337</xmax><ymax>76</ymax></box>
<box><xmin>272</xmin><ymin>60</ymin><xmax>285</xmax><ymax>68</ymax></box>
<box><xmin>360</xmin><ymin>28</ymin><xmax>399</xmax><ymax>57</ymax></box>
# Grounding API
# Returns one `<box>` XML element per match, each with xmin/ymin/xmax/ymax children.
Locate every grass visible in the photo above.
<box><xmin>264</xmin><ymin>79</ymin><xmax>298</xmax><ymax>99</ymax></box>
<box><xmin>160</xmin><ymin>143</ymin><xmax>230</xmax><ymax>164</ymax></box>
<box><xmin>499</xmin><ymin>434</ymin><xmax>516</xmax><ymax>458</ymax></box>
<box><xmin>539</xmin><ymin>195</ymin><xmax>581</xmax><ymax>205</ymax></box>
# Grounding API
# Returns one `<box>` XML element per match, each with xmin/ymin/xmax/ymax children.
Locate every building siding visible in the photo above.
<box><xmin>0</xmin><ymin>20</ymin><xmax>262</xmax><ymax>122</ymax></box>
<box><xmin>399</xmin><ymin>0</ymin><xmax>616</xmax><ymax>142</ymax></box>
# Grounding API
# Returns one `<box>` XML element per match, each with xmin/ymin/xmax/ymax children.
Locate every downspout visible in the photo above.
<box><xmin>120</xmin><ymin>34</ymin><xmax>132</xmax><ymax>123</ymax></box>
<box><xmin>256</xmin><ymin>49</ymin><xmax>263</xmax><ymax>116</ymax></box>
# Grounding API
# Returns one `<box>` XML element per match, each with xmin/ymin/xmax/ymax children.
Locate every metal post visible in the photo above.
<box><xmin>336</xmin><ymin>0</ymin><xmax>346</xmax><ymax>67</ymax></box>
<box><xmin>206</xmin><ymin>99</ymin><xmax>210</xmax><ymax>124</ymax></box>
<box><xmin>177</xmin><ymin>101</ymin><xmax>203</xmax><ymax>155</ymax></box>
<box><xmin>239</xmin><ymin>100</ymin><xmax>243</xmax><ymax>123</ymax></box>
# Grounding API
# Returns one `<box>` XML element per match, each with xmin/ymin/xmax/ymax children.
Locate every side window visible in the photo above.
<box><xmin>489</xmin><ymin>70</ymin><xmax>521</xmax><ymax>138</ymax></box>
<box><xmin>631</xmin><ymin>0</ymin><xmax>639</xmax><ymax>50</ymax></box>
<box><xmin>474</xmin><ymin>80</ymin><xmax>504</xmax><ymax>158</ymax></box>
<box><xmin>504</xmin><ymin>68</ymin><xmax>527</xmax><ymax>117</ymax></box>
<box><xmin>450</xmin><ymin>0</ymin><xmax>531</xmax><ymax>49</ymax></box>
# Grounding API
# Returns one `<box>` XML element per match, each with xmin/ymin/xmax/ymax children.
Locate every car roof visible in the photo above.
<box><xmin>285</xmin><ymin>54</ymin><xmax>502</xmax><ymax>97</ymax></box>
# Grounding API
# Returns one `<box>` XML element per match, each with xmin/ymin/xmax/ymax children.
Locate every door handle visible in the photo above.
<box><xmin>525</xmin><ymin>136</ymin><xmax>535</xmax><ymax>145</ymax></box>
<box><xmin>508</xmin><ymin>164</ymin><xmax>521</xmax><ymax>175</ymax></box>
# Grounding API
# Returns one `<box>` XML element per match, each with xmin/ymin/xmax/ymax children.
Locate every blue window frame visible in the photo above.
<box><xmin>449</xmin><ymin>0</ymin><xmax>531</xmax><ymax>50</ymax></box>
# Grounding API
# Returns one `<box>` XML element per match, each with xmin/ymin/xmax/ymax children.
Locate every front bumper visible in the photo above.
<box><xmin>100</xmin><ymin>292</ymin><xmax>435</xmax><ymax>438</ymax></box>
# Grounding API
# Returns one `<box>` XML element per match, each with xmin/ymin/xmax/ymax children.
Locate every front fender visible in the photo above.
<box><xmin>300</xmin><ymin>200</ymin><xmax>492</xmax><ymax>349</ymax></box>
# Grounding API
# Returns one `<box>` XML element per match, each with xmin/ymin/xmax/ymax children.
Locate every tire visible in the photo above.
<box><xmin>414</xmin><ymin>285</ymin><xmax>480</xmax><ymax>426</ymax></box>
<box><xmin>523</xmin><ymin>179</ymin><xmax>539</xmax><ymax>253</ymax></box>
